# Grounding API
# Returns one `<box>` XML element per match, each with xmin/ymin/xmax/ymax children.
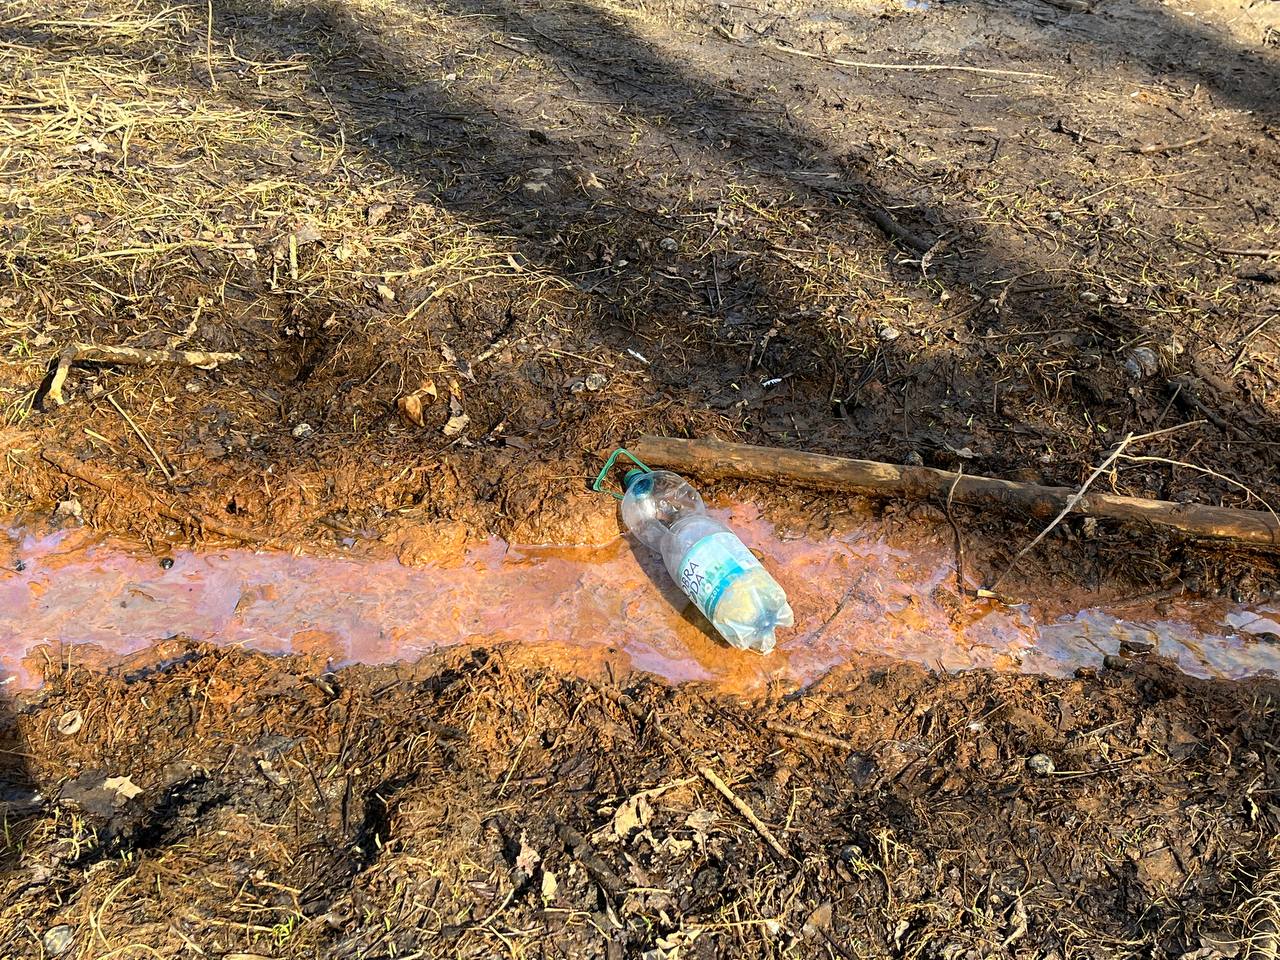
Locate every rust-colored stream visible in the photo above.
<box><xmin>3</xmin><ymin>505</ymin><xmax>1279</xmax><ymax>690</ymax></box>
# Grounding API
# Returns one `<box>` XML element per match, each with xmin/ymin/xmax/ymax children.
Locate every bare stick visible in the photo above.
<box><xmin>630</xmin><ymin>433</ymin><xmax>1280</xmax><ymax>547</ymax></box>
<box><xmin>770</xmin><ymin>41</ymin><xmax>1055</xmax><ymax>79</ymax></box>
<box><xmin>550</xmin><ymin>815</ymin><xmax>626</xmax><ymax>898</ymax></box>
<box><xmin>696</xmin><ymin>764</ymin><xmax>790</xmax><ymax>860</ymax></box>
<box><xmin>106</xmin><ymin>394</ymin><xmax>174</xmax><ymax>483</ymax></box>
<box><xmin>765</xmin><ymin>721</ymin><xmax>856</xmax><ymax>750</ymax></box>
<box><xmin>1118</xmin><ymin>454</ymin><xmax>1280</xmax><ymax>525</ymax></box>
<box><xmin>944</xmin><ymin>467</ymin><xmax>966</xmax><ymax>596</ymax></box>
<box><xmin>989</xmin><ymin>433</ymin><xmax>1137</xmax><ymax>589</ymax></box>
<box><xmin>1135</xmin><ymin>133</ymin><xmax>1211</xmax><ymax>155</ymax></box>
<box><xmin>205</xmin><ymin>0</ymin><xmax>217</xmax><ymax>89</ymax></box>
<box><xmin>1220</xmin><ymin>248</ymin><xmax>1280</xmax><ymax>258</ymax></box>
<box><xmin>46</xmin><ymin>342</ymin><xmax>241</xmax><ymax>407</ymax></box>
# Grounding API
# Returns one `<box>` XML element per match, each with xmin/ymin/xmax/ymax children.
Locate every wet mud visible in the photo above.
<box><xmin>5</xmin><ymin>503</ymin><xmax>1279</xmax><ymax>693</ymax></box>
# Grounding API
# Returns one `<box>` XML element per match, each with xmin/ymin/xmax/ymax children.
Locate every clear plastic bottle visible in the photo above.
<box><xmin>621</xmin><ymin>469</ymin><xmax>794</xmax><ymax>654</ymax></box>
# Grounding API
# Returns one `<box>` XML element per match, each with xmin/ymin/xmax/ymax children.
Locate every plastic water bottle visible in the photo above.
<box><xmin>618</xmin><ymin>466</ymin><xmax>794</xmax><ymax>654</ymax></box>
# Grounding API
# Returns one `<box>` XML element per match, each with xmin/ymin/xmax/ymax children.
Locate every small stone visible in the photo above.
<box><xmin>584</xmin><ymin>372</ymin><xmax>608</xmax><ymax>392</ymax></box>
<box><xmin>1120</xmin><ymin>638</ymin><xmax>1154</xmax><ymax>655</ymax></box>
<box><xmin>15</xmin><ymin>560</ymin><xmax>26</xmax><ymax>572</ymax></box>
<box><xmin>1103</xmin><ymin>654</ymin><xmax>1129</xmax><ymax>671</ymax></box>
<box><xmin>1026</xmin><ymin>754</ymin><xmax>1055</xmax><ymax>776</ymax></box>
<box><xmin>57</xmin><ymin>710</ymin><xmax>83</xmax><ymax>736</ymax></box>
<box><xmin>1124</xmin><ymin>346</ymin><xmax>1159</xmax><ymax>380</ymax></box>
<box><xmin>55</xmin><ymin>498</ymin><xmax>82</xmax><ymax>520</ymax></box>
<box><xmin>878</xmin><ymin>325</ymin><xmax>901</xmax><ymax>342</ymax></box>
<box><xmin>442</xmin><ymin>413</ymin><xmax>470</xmax><ymax>437</ymax></box>
<box><xmin>159</xmin><ymin>557</ymin><xmax>175</xmax><ymax>570</ymax></box>
<box><xmin>42</xmin><ymin>926</ymin><xmax>74</xmax><ymax>956</ymax></box>
<box><xmin>1079</xmin><ymin>291</ymin><xmax>1100</xmax><ymax>304</ymax></box>
<box><xmin>291</xmin><ymin>423</ymin><xmax>314</xmax><ymax>439</ymax></box>
<box><xmin>903</xmin><ymin>450</ymin><xmax>924</xmax><ymax>467</ymax></box>
<box><xmin>659</xmin><ymin>237</ymin><xmax>678</xmax><ymax>252</ymax></box>
<box><xmin>184</xmin><ymin>382</ymin><xmax>203</xmax><ymax>394</ymax></box>
<box><xmin>567</xmin><ymin>378</ymin><xmax>587</xmax><ymax>394</ymax></box>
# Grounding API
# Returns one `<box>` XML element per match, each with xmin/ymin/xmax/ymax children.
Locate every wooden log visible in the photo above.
<box><xmin>629</xmin><ymin>435</ymin><xmax>1280</xmax><ymax>548</ymax></box>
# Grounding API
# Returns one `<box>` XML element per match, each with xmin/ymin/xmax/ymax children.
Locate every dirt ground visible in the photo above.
<box><xmin>0</xmin><ymin>0</ymin><xmax>1277</xmax><ymax>557</ymax></box>
<box><xmin>3</xmin><ymin>0</ymin><xmax>1280</xmax><ymax>956</ymax></box>
<box><xmin>1</xmin><ymin>644</ymin><xmax>1279</xmax><ymax>958</ymax></box>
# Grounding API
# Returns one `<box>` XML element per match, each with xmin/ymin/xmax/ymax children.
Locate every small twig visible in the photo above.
<box><xmin>1167</xmin><ymin>377</ymin><xmax>1254</xmax><ymax>441</ymax></box>
<box><xmin>1134</xmin><ymin>132</ymin><xmax>1212</xmax><ymax>155</ymax></box>
<box><xmin>205</xmin><ymin>0</ymin><xmax>216</xmax><ymax>89</ymax></box>
<box><xmin>770</xmin><ymin>40</ymin><xmax>1055</xmax><ymax>79</ymax></box>
<box><xmin>944</xmin><ymin>467</ymin><xmax>966</xmax><ymax>597</ymax></box>
<box><xmin>990</xmin><ymin>422</ymin><xmax>1199</xmax><ymax>589</ymax></box>
<box><xmin>1221</xmin><ymin>248</ymin><xmax>1280</xmax><ymax>259</ymax></box>
<box><xmin>106</xmin><ymin>394</ymin><xmax>174</xmax><ymax>483</ymax></box>
<box><xmin>695</xmin><ymin>764</ymin><xmax>790</xmax><ymax>860</ymax></box>
<box><xmin>550</xmin><ymin>815</ymin><xmax>625</xmax><ymax>898</ymax></box>
<box><xmin>765</xmin><ymin>721</ymin><xmax>856</xmax><ymax>750</ymax></box>
<box><xmin>45</xmin><ymin>342</ymin><xmax>241</xmax><ymax>407</ymax></box>
<box><xmin>1117</xmin><ymin>454</ymin><xmax>1280</xmax><ymax>526</ymax></box>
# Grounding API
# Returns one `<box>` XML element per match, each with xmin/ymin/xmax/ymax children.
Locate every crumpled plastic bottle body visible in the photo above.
<box><xmin>622</xmin><ymin>470</ymin><xmax>793</xmax><ymax>653</ymax></box>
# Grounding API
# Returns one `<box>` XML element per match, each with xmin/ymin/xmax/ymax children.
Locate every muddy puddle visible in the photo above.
<box><xmin>3</xmin><ymin>505</ymin><xmax>1280</xmax><ymax>691</ymax></box>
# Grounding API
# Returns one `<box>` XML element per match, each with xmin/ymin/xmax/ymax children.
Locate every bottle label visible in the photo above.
<box><xmin>677</xmin><ymin>532</ymin><xmax>762</xmax><ymax>620</ymax></box>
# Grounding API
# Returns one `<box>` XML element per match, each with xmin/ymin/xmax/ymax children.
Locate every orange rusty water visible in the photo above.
<box><xmin>2</xmin><ymin>505</ymin><xmax>1279</xmax><ymax>690</ymax></box>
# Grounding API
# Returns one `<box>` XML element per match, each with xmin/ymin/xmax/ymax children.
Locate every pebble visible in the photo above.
<box><xmin>291</xmin><ymin>423</ymin><xmax>314</xmax><ymax>439</ymax></box>
<box><xmin>903</xmin><ymin>450</ymin><xmax>924</xmax><ymax>467</ymax></box>
<box><xmin>57</xmin><ymin>710</ymin><xmax>84</xmax><ymax>736</ymax></box>
<box><xmin>659</xmin><ymin>237</ymin><xmax>678</xmax><ymax>252</ymax></box>
<box><xmin>584</xmin><ymin>372</ymin><xmax>608</xmax><ymax>392</ymax></box>
<box><xmin>55</xmin><ymin>498</ymin><xmax>82</xmax><ymax>520</ymax></box>
<box><xmin>42</xmin><ymin>926</ymin><xmax>74</xmax><ymax>956</ymax></box>
<box><xmin>1119</xmin><ymin>638</ymin><xmax>1154</xmax><ymax>655</ymax></box>
<box><xmin>878</xmin><ymin>325</ymin><xmax>902</xmax><ymax>342</ymax></box>
<box><xmin>1103</xmin><ymin>654</ymin><xmax>1129</xmax><ymax>671</ymax></box>
<box><xmin>1026</xmin><ymin>754</ymin><xmax>1055</xmax><ymax>776</ymax></box>
<box><xmin>1124</xmin><ymin>346</ymin><xmax>1159</xmax><ymax>380</ymax></box>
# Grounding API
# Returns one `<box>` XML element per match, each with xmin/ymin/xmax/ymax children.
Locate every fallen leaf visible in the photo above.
<box><xmin>366</xmin><ymin>203</ymin><xmax>393</xmax><ymax>226</ymax></box>
<box><xmin>515</xmin><ymin>832</ymin><xmax>541</xmax><ymax>875</ymax></box>
<box><xmin>540</xmin><ymin>870</ymin><xmax>558</xmax><ymax>903</ymax></box>
<box><xmin>443</xmin><ymin>414</ymin><xmax>470</xmax><ymax>437</ymax></box>
<box><xmin>611</xmin><ymin>794</ymin><xmax>652</xmax><ymax>841</ymax></box>
<box><xmin>103</xmin><ymin>775</ymin><xmax>143</xmax><ymax>801</ymax></box>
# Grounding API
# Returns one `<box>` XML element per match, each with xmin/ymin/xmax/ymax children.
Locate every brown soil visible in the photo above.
<box><xmin>1</xmin><ymin>0</ymin><xmax>1277</xmax><ymax>567</ymax></box>
<box><xmin>3</xmin><ymin>0</ymin><xmax>1280</xmax><ymax>955</ymax></box>
<box><xmin>2</xmin><ymin>644</ymin><xmax>1280</xmax><ymax>958</ymax></box>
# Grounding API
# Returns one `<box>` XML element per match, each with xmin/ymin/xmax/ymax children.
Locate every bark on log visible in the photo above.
<box><xmin>630</xmin><ymin>435</ymin><xmax>1280</xmax><ymax>548</ymax></box>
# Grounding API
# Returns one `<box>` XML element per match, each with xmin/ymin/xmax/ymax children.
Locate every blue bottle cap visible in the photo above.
<box><xmin>623</xmin><ymin>468</ymin><xmax>648</xmax><ymax>490</ymax></box>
